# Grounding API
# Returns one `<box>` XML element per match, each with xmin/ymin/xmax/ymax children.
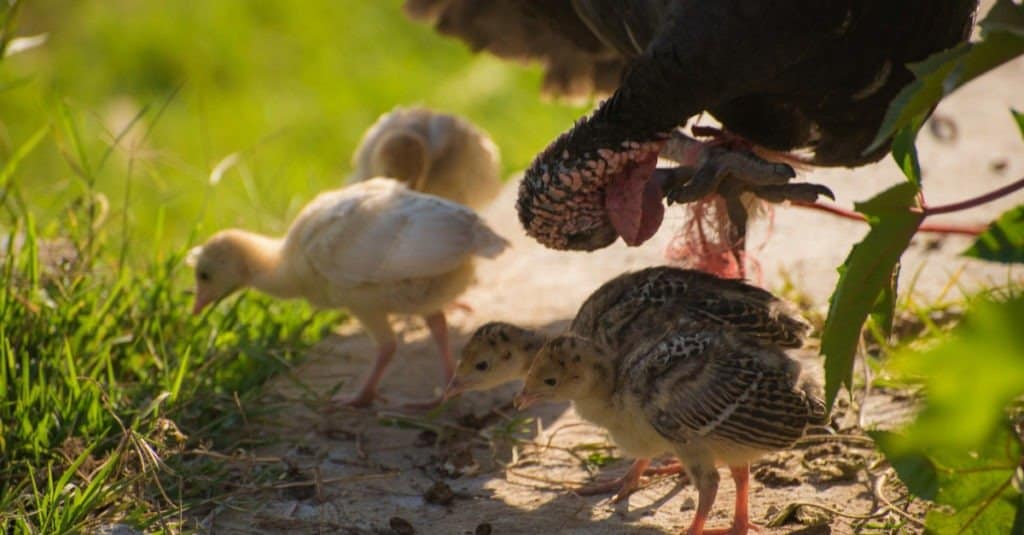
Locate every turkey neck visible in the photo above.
<box><xmin>232</xmin><ymin>231</ymin><xmax>300</xmax><ymax>299</ymax></box>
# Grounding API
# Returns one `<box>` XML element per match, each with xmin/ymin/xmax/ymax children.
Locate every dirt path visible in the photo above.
<box><xmin>207</xmin><ymin>53</ymin><xmax>1022</xmax><ymax>534</ymax></box>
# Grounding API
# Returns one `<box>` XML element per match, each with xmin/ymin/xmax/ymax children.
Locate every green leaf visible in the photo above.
<box><xmin>890</xmin><ymin>298</ymin><xmax>1024</xmax><ymax>450</ymax></box>
<box><xmin>867</xmin><ymin>12</ymin><xmax>1024</xmax><ymax>153</ymax></box>
<box><xmin>891</xmin><ymin>120</ymin><xmax>924</xmax><ymax>187</ymax></box>
<box><xmin>980</xmin><ymin>0</ymin><xmax>1024</xmax><ymax>37</ymax></box>
<box><xmin>821</xmin><ymin>182</ymin><xmax>924</xmax><ymax>408</ymax></box>
<box><xmin>868</xmin><ymin>262</ymin><xmax>899</xmax><ymax>340</ymax></box>
<box><xmin>871</xmin><ymin>431</ymin><xmax>939</xmax><ymax>500</ymax></box>
<box><xmin>963</xmin><ymin>204</ymin><xmax>1024</xmax><ymax>264</ymax></box>
<box><xmin>922</xmin><ymin>424</ymin><xmax>1020</xmax><ymax>533</ymax></box>
<box><xmin>1012</xmin><ymin>108</ymin><xmax>1024</xmax><ymax>139</ymax></box>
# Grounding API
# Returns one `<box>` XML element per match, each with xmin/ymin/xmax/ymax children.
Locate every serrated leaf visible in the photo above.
<box><xmin>870</xmin><ymin>431</ymin><xmax>939</xmax><ymax>500</ymax></box>
<box><xmin>868</xmin><ymin>262</ymin><xmax>899</xmax><ymax>340</ymax></box>
<box><xmin>891</xmin><ymin>121</ymin><xmax>924</xmax><ymax>187</ymax></box>
<box><xmin>963</xmin><ymin>205</ymin><xmax>1024</xmax><ymax>264</ymax></box>
<box><xmin>867</xmin><ymin>27</ymin><xmax>1024</xmax><ymax>153</ymax></box>
<box><xmin>821</xmin><ymin>183</ymin><xmax>923</xmax><ymax>408</ymax></box>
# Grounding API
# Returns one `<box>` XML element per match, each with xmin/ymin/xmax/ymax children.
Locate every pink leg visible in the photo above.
<box><xmin>577</xmin><ymin>458</ymin><xmax>688</xmax><ymax>502</ymax></box>
<box><xmin>446</xmin><ymin>301</ymin><xmax>475</xmax><ymax>314</ymax></box>
<box><xmin>393</xmin><ymin>311</ymin><xmax>452</xmax><ymax>410</ymax></box>
<box><xmin>681</xmin><ymin>465</ymin><xmax>720</xmax><ymax>535</ymax></box>
<box><xmin>425</xmin><ymin>311</ymin><xmax>454</xmax><ymax>382</ymax></box>
<box><xmin>577</xmin><ymin>458</ymin><xmax>650</xmax><ymax>502</ymax></box>
<box><xmin>331</xmin><ymin>338</ymin><xmax>397</xmax><ymax>409</ymax></box>
<box><xmin>696</xmin><ymin>465</ymin><xmax>760</xmax><ymax>535</ymax></box>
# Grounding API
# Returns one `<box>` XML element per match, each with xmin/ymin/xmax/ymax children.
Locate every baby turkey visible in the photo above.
<box><xmin>350</xmin><ymin>106</ymin><xmax>502</xmax><ymax>210</ymax></box>
<box><xmin>517</xmin><ymin>319</ymin><xmax>826</xmax><ymax>535</ymax></box>
<box><xmin>190</xmin><ymin>178</ymin><xmax>508</xmax><ymax>408</ymax></box>
<box><xmin>449</xmin><ymin>266</ymin><xmax>810</xmax><ymax>500</ymax></box>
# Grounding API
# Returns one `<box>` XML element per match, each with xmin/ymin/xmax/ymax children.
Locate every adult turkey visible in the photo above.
<box><xmin>406</xmin><ymin>1</ymin><xmax>980</xmax><ymax>277</ymax></box>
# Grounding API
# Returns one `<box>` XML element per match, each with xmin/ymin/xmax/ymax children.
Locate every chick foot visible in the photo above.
<box><xmin>577</xmin><ymin>458</ymin><xmax>685</xmax><ymax>502</ymax></box>
<box><xmin>325</xmin><ymin>338</ymin><xmax>399</xmax><ymax>411</ymax></box>
<box><xmin>327</xmin><ymin>390</ymin><xmax>379</xmax><ymax>410</ymax></box>
<box><xmin>696</xmin><ymin>522</ymin><xmax>761</xmax><ymax>535</ymax></box>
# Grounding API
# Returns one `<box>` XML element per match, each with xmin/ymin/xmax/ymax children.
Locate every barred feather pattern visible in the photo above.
<box><xmin>569</xmin><ymin>266</ymin><xmax>810</xmax><ymax>353</ymax></box>
<box><xmin>621</xmin><ymin>322</ymin><xmax>827</xmax><ymax>453</ymax></box>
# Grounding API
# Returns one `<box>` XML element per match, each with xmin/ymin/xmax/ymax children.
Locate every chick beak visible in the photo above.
<box><xmin>192</xmin><ymin>293</ymin><xmax>211</xmax><ymax>316</ymax></box>
<box><xmin>442</xmin><ymin>378</ymin><xmax>463</xmax><ymax>401</ymax></box>
<box><xmin>514</xmin><ymin>391</ymin><xmax>539</xmax><ymax>411</ymax></box>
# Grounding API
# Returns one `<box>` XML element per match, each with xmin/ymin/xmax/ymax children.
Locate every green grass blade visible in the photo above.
<box><xmin>0</xmin><ymin>124</ymin><xmax>49</xmax><ymax>190</ymax></box>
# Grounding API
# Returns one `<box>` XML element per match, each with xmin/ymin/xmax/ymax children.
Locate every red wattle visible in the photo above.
<box><xmin>605</xmin><ymin>150</ymin><xmax>663</xmax><ymax>246</ymax></box>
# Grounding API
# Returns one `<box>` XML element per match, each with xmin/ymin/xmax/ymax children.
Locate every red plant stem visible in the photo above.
<box><xmin>791</xmin><ymin>201</ymin><xmax>985</xmax><ymax>236</ymax></box>
<box><xmin>791</xmin><ymin>175</ymin><xmax>1024</xmax><ymax>236</ymax></box>
<box><xmin>921</xmin><ymin>176</ymin><xmax>1024</xmax><ymax>216</ymax></box>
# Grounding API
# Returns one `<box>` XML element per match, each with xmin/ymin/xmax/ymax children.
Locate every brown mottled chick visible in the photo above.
<box><xmin>517</xmin><ymin>320</ymin><xmax>826</xmax><ymax>535</ymax></box>
<box><xmin>448</xmin><ymin>266</ymin><xmax>810</xmax><ymax>500</ymax></box>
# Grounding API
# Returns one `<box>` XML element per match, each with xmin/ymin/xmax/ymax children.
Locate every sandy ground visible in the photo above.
<box><xmin>205</xmin><ymin>45</ymin><xmax>1023</xmax><ymax>535</ymax></box>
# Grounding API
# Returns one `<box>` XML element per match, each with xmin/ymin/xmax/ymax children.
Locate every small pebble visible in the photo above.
<box><xmin>475</xmin><ymin>523</ymin><xmax>493</xmax><ymax>535</ymax></box>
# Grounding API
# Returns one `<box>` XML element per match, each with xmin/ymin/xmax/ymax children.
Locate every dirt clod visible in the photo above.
<box><xmin>795</xmin><ymin>505</ymin><xmax>832</xmax><ymax>526</ymax></box>
<box><xmin>807</xmin><ymin>457</ymin><xmax>861</xmax><ymax>484</ymax></box>
<box><xmin>802</xmin><ymin>443</ymin><xmax>845</xmax><ymax>461</ymax></box>
<box><xmin>424</xmin><ymin>481</ymin><xmax>456</xmax><ymax>506</ymax></box>
<box><xmin>474</xmin><ymin>523</ymin><xmax>493</xmax><ymax>535</ymax></box>
<box><xmin>754</xmin><ymin>466</ymin><xmax>801</xmax><ymax>487</ymax></box>
<box><xmin>389</xmin><ymin>516</ymin><xmax>415</xmax><ymax>535</ymax></box>
<box><xmin>415</xmin><ymin>430</ymin><xmax>438</xmax><ymax>447</ymax></box>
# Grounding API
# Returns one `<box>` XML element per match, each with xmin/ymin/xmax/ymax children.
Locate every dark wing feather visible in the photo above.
<box><xmin>626</xmin><ymin>325</ymin><xmax>825</xmax><ymax>452</ymax></box>
<box><xmin>572</xmin><ymin>267</ymin><xmax>810</xmax><ymax>351</ymax></box>
<box><xmin>404</xmin><ymin>0</ymin><xmax>627</xmax><ymax>98</ymax></box>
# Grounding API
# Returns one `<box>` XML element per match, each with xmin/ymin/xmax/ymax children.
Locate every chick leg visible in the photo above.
<box><xmin>699</xmin><ymin>465</ymin><xmax>760</xmax><ymax>535</ymax></box>
<box><xmin>577</xmin><ymin>458</ymin><xmax>686</xmax><ymax>502</ymax></box>
<box><xmin>332</xmin><ymin>340</ymin><xmax>397</xmax><ymax>409</ymax></box>
<box><xmin>425</xmin><ymin>311</ymin><xmax>455</xmax><ymax>381</ymax></box>
<box><xmin>329</xmin><ymin>314</ymin><xmax>396</xmax><ymax>409</ymax></box>
<box><xmin>681</xmin><ymin>461</ymin><xmax>721</xmax><ymax>535</ymax></box>
<box><xmin>393</xmin><ymin>311</ymin><xmax>453</xmax><ymax>410</ymax></box>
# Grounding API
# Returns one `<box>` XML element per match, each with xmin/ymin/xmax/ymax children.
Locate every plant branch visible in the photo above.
<box><xmin>922</xmin><ymin>176</ymin><xmax>1024</xmax><ymax>216</ymax></box>
<box><xmin>791</xmin><ymin>201</ymin><xmax>986</xmax><ymax>236</ymax></box>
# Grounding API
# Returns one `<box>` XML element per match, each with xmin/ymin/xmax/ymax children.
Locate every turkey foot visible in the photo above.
<box><xmin>654</xmin><ymin>131</ymin><xmax>833</xmax><ymax>207</ymax></box>
<box><xmin>662</xmin><ymin>146</ymin><xmax>796</xmax><ymax>205</ymax></box>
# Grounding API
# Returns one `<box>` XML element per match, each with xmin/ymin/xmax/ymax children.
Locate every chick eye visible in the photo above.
<box><xmin>198</xmin><ymin>271</ymin><xmax>211</xmax><ymax>282</ymax></box>
<box><xmin>544</xmin><ymin>378</ymin><xmax>557</xmax><ymax>386</ymax></box>
<box><xmin>475</xmin><ymin>361</ymin><xmax>489</xmax><ymax>371</ymax></box>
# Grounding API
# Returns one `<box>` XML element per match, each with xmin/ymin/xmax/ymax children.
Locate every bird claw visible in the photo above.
<box><xmin>750</xmin><ymin>182</ymin><xmax>835</xmax><ymax>203</ymax></box>
<box><xmin>661</xmin><ymin>145</ymin><xmax>798</xmax><ymax>206</ymax></box>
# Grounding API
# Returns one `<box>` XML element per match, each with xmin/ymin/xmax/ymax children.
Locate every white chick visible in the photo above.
<box><xmin>190</xmin><ymin>178</ymin><xmax>508</xmax><ymax>408</ymax></box>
